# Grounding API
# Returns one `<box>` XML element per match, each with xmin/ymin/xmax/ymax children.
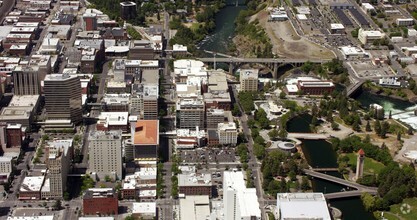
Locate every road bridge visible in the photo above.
<box><xmin>303</xmin><ymin>169</ymin><xmax>378</xmax><ymax>192</ymax></box>
<box><xmin>287</xmin><ymin>133</ymin><xmax>330</xmax><ymax>140</ymax></box>
<box><xmin>346</xmin><ymin>79</ymin><xmax>366</xmax><ymax>97</ymax></box>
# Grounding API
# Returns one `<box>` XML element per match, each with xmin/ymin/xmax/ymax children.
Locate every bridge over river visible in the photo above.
<box><xmin>303</xmin><ymin>169</ymin><xmax>378</xmax><ymax>199</ymax></box>
<box><xmin>287</xmin><ymin>133</ymin><xmax>330</xmax><ymax>140</ymax></box>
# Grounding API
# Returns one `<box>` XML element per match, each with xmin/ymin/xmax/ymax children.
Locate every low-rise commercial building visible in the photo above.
<box><xmin>178</xmin><ymin>173</ymin><xmax>212</xmax><ymax>197</ymax></box>
<box><xmin>277</xmin><ymin>193</ymin><xmax>331</xmax><ymax>220</ymax></box>
<box><xmin>132</xmin><ymin>202</ymin><xmax>157</xmax><ymax>219</ymax></box>
<box><xmin>83</xmin><ymin>188</ymin><xmax>118</xmax><ymax>215</ymax></box>
<box><xmin>96</xmin><ymin>112</ymin><xmax>129</xmax><ymax>132</ymax></box>
<box><xmin>19</xmin><ymin>176</ymin><xmax>45</xmax><ymax>200</ymax></box>
<box><xmin>179</xmin><ymin>195</ymin><xmax>210</xmax><ymax>220</ymax></box>
<box><xmin>358</xmin><ymin>29</ymin><xmax>385</xmax><ymax>44</ymax></box>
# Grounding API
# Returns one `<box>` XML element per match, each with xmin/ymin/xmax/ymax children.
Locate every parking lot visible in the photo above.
<box><xmin>179</xmin><ymin>147</ymin><xmax>236</xmax><ymax>164</ymax></box>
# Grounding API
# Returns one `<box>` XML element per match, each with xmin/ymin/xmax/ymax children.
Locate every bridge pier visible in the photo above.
<box><xmin>273</xmin><ymin>62</ymin><xmax>278</xmax><ymax>79</ymax></box>
<box><xmin>229</xmin><ymin>62</ymin><xmax>234</xmax><ymax>74</ymax></box>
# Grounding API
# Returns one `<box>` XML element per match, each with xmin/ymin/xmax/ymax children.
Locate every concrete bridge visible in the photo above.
<box><xmin>346</xmin><ymin>79</ymin><xmax>366</xmax><ymax>97</ymax></box>
<box><xmin>197</xmin><ymin>56</ymin><xmax>330</xmax><ymax>78</ymax></box>
<box><xmin>311</xmin><ymin>167</ymin><xmax>339</xmax><ymax>172</ymax></box>
<box><xmin>303</xmin><ymin>169</ymin><xmax>378</xmax><ymax>199</ymax></box>
<box><xmin>287</xmin><ymin>133</ymin><xmax>330</xmax><ymax>140</ymax></box>
<box><xmin>324</xmin><ymin>190</ymin><xmax>377</xmax><ymax>199</ymax></box>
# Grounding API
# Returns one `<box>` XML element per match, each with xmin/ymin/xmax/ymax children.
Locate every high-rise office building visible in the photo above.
<box><xmin>12</xmin><ymin>66</ymin><xmax>42</xmax><ymax>95</ymax></box>
<box><xmin>41</xmin><ymin>139</ymin><xmax>72</xmax><ymax>199</ymax></box>
<box><xmin>120</xmin><ymin>2</ymin><xmax>137</xmax><ymax>20</ymax></box>
<box><xmin>223</xmin><ymin>171</ymin><xmax>261</xmax><ymax>220</ymax></box>
<box><xmin>239</xmin><ymin>69</ymin><xmax>259</xmax><ymax>92</ymax></box>
<box><xmin>88</xmin><ymin>130</ymin><xmax>123</xmax><ymax>180</ymax></box>
<box><xmin>177</xmin><ymin>98</ymin><xmax>205</xmax><ymax>130</ymax></box>
<box><xmin>83</xmin><ymin>13</ymin><xmax>97</xmax><ymax>31</ymax></box>
<box><xmin>43</xmin><ymin>73</ymin><xmax>82</xmax><ymax>124</ymax></box>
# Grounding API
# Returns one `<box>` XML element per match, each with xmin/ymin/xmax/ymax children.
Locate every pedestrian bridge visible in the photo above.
<box><xmin>287</xmin><ymin>133</ymin><xmax>330</xmax><ymax>140</ymax></box>
<box><xmin>303</xmin><ymin>169</ymin><xmax>378</xmax><ymax>199</ymax></box>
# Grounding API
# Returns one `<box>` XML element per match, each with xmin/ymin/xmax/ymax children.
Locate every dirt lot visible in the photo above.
<box><xmin>256</xmin><ymin>10</ymin><xmax>335</xmax><ymax>59</ymax></box>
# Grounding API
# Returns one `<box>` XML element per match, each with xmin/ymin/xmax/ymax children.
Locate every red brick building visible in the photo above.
<box><xmin>297</xmin><ymin>80</ymin><xmax>335</xmax><ymax>96</ymax></box>
<box><xmin>178</xmin><ymin>173</ymin><xmax>213</xmax><ymax>198</ymax></box>
<box><xmin>6</xmin><ymin>124</ymin><xmax>24</xmax><ymax>148</ymax></box>
<box><xmin>83</xmin><ymin>188</ymin><xmax>118</xmax><ymax>215</ymax></box>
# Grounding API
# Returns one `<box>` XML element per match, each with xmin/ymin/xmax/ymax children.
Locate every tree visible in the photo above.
<box><xmin>268</xmin><ymin>129</ymin><xmax>279</xmax><ymax>140</ymax></box>
<box><xmin>124</xmin><ymin>215</ymin><xmax>134</xmax><ymax>220</ymax></box>
<box><xmin>279</xmin><ymin>91</ymin><xmax>286</xmax><ymax>99</ymax></box>
<box><xmin>63</xmin><ymin>192</ymin><xmax>70</xmax><ymax>201</ymax></box>
<box><xmin>53</xmin><ymin>200</ymin><xmax>62</xmax><ymax>210</ymax></box>
<box><xmin>374</xmin><ymin>120</ymin><xmax>381</xmax><ymax>135</ymax></box>
<box><xmin>278</xmin><ymin>128</ymin><xmax>288</xmax><ymax>139</ymax></box>
<box><xmin>331</xmin><ymin>121</ymin><xmax>339</xmax><ymax>130</ymax></box>
<box><xmin>397</xmin><ymin>132</ymin><xmax>402</xmax><ymax>141</ymax></box>
<box><xmin>301</xmin><ymin>176</ymin><xmax>310</xmax><ymax>191</ymax></box>
<box><xmin>352</xmin><ymin>117</ymin><xmax>361</xmax><ymax>132</ymax></box>
<box><xmin>232</xmin><ymin>104</ymin><xmax>241</xmax><ymax>116</ymax></box>
<box><xmin>408</xmin><ymin>126</ymin><xmax>414</xmax><ymax>135</ymax></box>
<box><xmin>365</xmin><ymin>121</ymin><xmax>372</xmax><ymax>132</ymax></box>
<box><xmin>389</xmin><ymin>110</ymin><xmax>392</xmax><ymax>119</ymax></box>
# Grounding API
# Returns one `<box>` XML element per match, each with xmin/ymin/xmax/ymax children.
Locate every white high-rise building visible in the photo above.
<box><xmin>88</xmin><ymin>130</ymin><xmax>123</xmax><ymax>180</ymax></box>
<box><xmin>223</xmin><ymin>171</ymin><xmax>261</xmax><ymax>220</ymax></box>
<box><xmin>218</xmin><ymin>122</ymin><xmax>237</xmax><ymax>146</ymax></box>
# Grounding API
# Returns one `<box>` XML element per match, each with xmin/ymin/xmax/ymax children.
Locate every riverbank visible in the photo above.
<box><xmin>362</xmin><ymin>82</ymin><xmax>417</xmax><ymax>103</ymax></box>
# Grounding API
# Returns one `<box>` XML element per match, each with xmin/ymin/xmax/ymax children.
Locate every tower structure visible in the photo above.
<box><xmin>356</xmin><ymin>149</ymin><xmax>365</xmax><ymax>180</ymax></box>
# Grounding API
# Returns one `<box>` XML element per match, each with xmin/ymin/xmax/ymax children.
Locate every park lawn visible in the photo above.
<box><xmin>345</xmin><ymin>153</ymin><xmax>385</xmax><ymax>175</ymax></box>
<box><xmin>374</xmin><ymin>211</ymin><xmax>400</xmax><ymax>220</ymax></box>
<box><xmin>190</xmin><ymin>22</ymin><xmax>204</xmax><ymax>32</ymax></box>
<box><xmin>389</xmin><ymin>198</ymin><xmax>417</xmax><ymax>220</ymax></box>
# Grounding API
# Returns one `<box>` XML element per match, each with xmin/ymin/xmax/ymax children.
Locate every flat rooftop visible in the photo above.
<box><xmin>9</xmin><ymin>95</ymin><xmax>39</xmax><ymax>107</ymax></box>
<box><xmin>133</xmin><ymin>120</ymin><xmax>159</xmax><ymax>145</ymax></box>
<box><xmin>277</xmin><ymin>193</ymin><xmax>331</xmax><ymax>220</ymax></box>
<box><xmin>20</xmin><ymin>176</ymin><xmax>45</xmax><ymax>192</ymax></box>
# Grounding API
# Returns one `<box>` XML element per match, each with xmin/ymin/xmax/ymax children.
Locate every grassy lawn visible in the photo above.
<box><xmin>373</xmin><ymin>198</ymin><xmax>417</xmax><ymax>220</ymax></box>
<box><xmin>388</xmin><ymin>198</ymin><xmax>417</xmax><ymax>220</ymax></box>
<box><xmin>374</xmin><ymin>211</ymin><xmax>400</xmax><ymax>220</ymax></box>
<box><xmin>190</xmin><ymin>22</ymin><xmax>204</xmax><ymax>32</ymax></box>
<box><xmin>345</xmin><ymin>153</ymin><xmax>385</xmax><ymax>175</ymax></box>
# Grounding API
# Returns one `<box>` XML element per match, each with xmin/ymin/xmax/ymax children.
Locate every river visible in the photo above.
<box><xmin>198</xmin><ymin>0</ymin><xmax>246</xmax><ymax>54</ymax></box>
<box><xmin>356</xmin><ymin>91</ymin><xmax>417</xmax><ymax>129</ymax></box>
<box><xmin>287</xmin><ymin>114</ymin><xmax>375</xmax><ymax>220</ymax></box>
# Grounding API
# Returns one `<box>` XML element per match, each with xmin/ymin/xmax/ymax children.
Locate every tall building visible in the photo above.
<box><xmin>41</xmin><ymin>139</ymin><xmax>72</xmax><ymax>199</ymax></box>
<box><xmin>88</xmin><ymin>130</ymin><xmax>123</xmax><ymax>180</ymax></box>
<box><xmin>217</xmin><ymin>122</ymin><xmax>238</xmax><ymax>146</ymax></box>
<box><xmin>83</xmin><ymin>188</ymin><xmax>118</xmax><ymax>215</ymax></box>
<box><xmin>206</xmin><ymin>108</ymin><xmax>225</xmax><ymax>129</ymax></box>
<box><xmin>239</xmin><ymin>69</ymin><xmax>259</xmax><ymax>92</ymax></box>
<box><xmin>223</xmin><ymin>171</ymin><xmax>261</xmax><ymax>220</ymax></box>
<box><xmin>12</xmin><ymin>66</ymin><xmax>41</xmax><ymax>95</ymax></box>
<box><xmin>120</xmin><ymin>2</ymin><xmax>137</xmax><ymax>20</ymax></box>
<box><xmin>356</xmin><ymin>149</ymin><xmax>365</xmax><ymax>180</ymax></box>
<box><xmin>44</xmin><ymin>73</ymin><xmax>82</xmax><ymax>124</ymax></box>
<box><xmin>177</xmin><ymin>98</ymin><xmax>205</xmax><ymax>130</ymax></box>
<box><xmin>142</xmin><ymin>85</ymin><xmax>158</xmax><ymax>120</ymax></box>
<box><xmin>83</xmin><ymin>13</ymin><xmax>97</xmax><ymax>31</ymax></box>
<box><xmin>130</xmin><ymin>118</ymin><xmax>159</xmax><ymax>161</ymax></box>
<box><xmin>6</xmin><ymin>124</ymin><xmax>24</xmax><ymax>148</ymax></box>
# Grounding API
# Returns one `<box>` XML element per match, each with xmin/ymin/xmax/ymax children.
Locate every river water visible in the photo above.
<box><xmin>287</xmin><ymin>114</ymin><xmax>375</xmax><ymax>220</ymax></box>
<box><xmin>198</xmin><ymin>0</ymin><xmax>246</xmax><ymax>55</ymax></box>
<box><xmin>356</xmin><ymin>91</ymin><xmax>417</xmax><ymax>129</ymax></box>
